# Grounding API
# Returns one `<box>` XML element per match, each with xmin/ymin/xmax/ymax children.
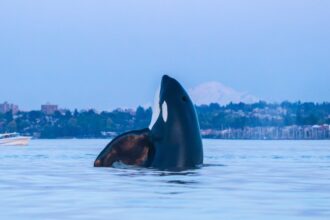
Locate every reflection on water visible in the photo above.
<box><xmin>0</xmin><ymin>139</ymin><xmax>330</xmax><ymax>220</ymax></box>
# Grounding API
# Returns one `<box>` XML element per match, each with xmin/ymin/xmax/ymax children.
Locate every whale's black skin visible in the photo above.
<box><xmin>94</xmin><ymin>75</ymin><xmax>203</xmax><ymax>170</ymax></box>
<box><xmin>149</xmin><ymin>75</ymin><xmax>203</xmax><ymax>169</ymax></box>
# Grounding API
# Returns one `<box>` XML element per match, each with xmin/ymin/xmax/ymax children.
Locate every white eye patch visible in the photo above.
<box><xmin>149</xmin><ymin>87</ymin><xmax>160</xmax><ymax>129</ymax></box>
<box><xmin>162</xmin><ymin>101</ymin><xmax>168</xmax><ymax>122</ymax></box>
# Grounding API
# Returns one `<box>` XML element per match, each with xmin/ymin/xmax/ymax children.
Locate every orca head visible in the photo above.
<box><xmin>93</xmin><ymin>75</ymin><xmax>203</xmax><ymax>170</ymax></box>
<box><xmin>149</xmin><ymin>75</ymin><xmax>203</xmax><ymax>170</ymax></box>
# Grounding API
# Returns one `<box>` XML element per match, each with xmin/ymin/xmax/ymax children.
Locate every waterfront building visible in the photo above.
<box><xmin>41</xmin><ymin>103</ymin><xmax>58</xmax><ymax>115</ymax></box>
<box><xmin>0</xmin><ymin>102</ymin><xmax>19</xmax><ymax>114</ymax></box>
<box><xmin>200</xmin><ymin>124</ymin><xmax>330</xmax><ymax>140</ymax></box>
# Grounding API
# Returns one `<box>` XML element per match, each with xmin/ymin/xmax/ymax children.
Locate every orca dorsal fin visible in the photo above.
<box><xmin>94</xmin><ymin>128</ymin><xmax>154</xmax><ymax>167</ymax></box>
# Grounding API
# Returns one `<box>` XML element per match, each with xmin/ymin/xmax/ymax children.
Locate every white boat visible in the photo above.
<box><xmin>0</xmin><ymin>133</ymin><xmax>31</xmax><ymax>146</ymax></box>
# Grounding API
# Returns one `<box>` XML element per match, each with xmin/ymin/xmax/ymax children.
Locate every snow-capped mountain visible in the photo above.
<box><xmin>189</xmin><ymin>81</ymin><xmax>259</xmax><ymax>105</ymax></box>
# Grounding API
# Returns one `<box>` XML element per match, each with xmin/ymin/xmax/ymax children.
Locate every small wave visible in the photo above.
<box><xmin>203</xmin><ymin>163</ymin><xmax>226</xmax><ymax>167</ymax></box>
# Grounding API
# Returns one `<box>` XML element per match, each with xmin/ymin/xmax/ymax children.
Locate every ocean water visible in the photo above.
<box><xmin>0</xmin><ymin>139</ymin><xmax>329</xmax><ymax>220</ymax></box>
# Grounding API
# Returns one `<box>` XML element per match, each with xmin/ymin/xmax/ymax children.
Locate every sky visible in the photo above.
<box><xmin>0</xmin><ymin>1</ymin><xmax>329</xmax><ymax>111</ymax></box>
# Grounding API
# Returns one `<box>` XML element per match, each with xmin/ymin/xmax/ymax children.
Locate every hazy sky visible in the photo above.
<box><xmin>0</xmin><ymin>1</ymin><xmax>329</xmax><ymax>110</ymax></box>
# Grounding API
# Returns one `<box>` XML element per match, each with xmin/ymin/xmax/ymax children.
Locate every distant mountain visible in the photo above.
<box><xmin>189</xmin><ymin>81</ymin><xmax>259</xmax><ymax>105</ymax></box>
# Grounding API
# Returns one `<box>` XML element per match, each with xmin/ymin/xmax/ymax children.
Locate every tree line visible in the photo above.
<box><xmin>0</xmin><ymin>101</ymin><xmax>329</xmax><ymax>138</ymax></box>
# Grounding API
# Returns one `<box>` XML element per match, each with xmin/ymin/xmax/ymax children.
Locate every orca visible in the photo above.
<box><xmin>94</xmin><ymin>75</ymin><xmax>203</xmax><ymax>170</ymax></box>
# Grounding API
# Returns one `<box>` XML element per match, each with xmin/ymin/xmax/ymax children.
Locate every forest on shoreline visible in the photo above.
<box><xmin>0</xmin><ymin>101</ymin><xmax>330</xmax><ymax>139</ymax></box>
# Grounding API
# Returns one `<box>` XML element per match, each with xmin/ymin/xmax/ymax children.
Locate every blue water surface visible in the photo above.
<box><xmin>0</xmin><ymin>139</ymin><xmax>329</xmax><ymax>220</ymax></box>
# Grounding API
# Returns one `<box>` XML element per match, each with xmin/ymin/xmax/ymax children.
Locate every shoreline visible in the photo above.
<box><xmin>32</xmin><ymin>137</ymin><xmax>330</xmax><ymax>141</ymax></box>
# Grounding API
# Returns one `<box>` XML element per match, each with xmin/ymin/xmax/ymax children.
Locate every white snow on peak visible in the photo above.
<box><xmin>189</xmin><ymin>81</ymin><xmax>259</xmax><ymax>105</ymax></box>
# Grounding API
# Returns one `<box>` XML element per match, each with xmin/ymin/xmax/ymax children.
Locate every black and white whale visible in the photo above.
<box><xmin>94</xmin><ymin>75</ymin><xmax>203</xmax><ymax>170</ymax></box>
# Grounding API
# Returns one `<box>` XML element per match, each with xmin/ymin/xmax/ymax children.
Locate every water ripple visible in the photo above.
<box><xmin>1</xmin><ymin>139</ymin><xmax>330</xmax><ymax>220</ymax></box>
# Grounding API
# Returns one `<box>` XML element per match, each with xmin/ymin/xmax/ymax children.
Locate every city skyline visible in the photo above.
<box><xmin>1</xmin><ymin>99</ymin><xmax>330</xmax><ymax>113</ymax></box>
<box><xmin>1</xmin><ymin>100</ymin><xmax>329</xmax><ymax>140</ymax></box>
<box><xmin>1</xmin><ymin>1</ymin><xmax>329</xmax><ymax>110</ymax></box>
